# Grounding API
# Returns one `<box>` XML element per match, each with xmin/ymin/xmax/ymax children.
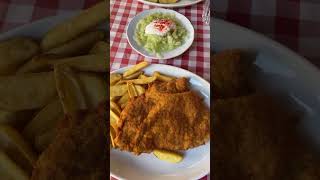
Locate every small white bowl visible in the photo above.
<box><xmin>126</xmin><ymin>8</ymin><xmax>195</xmax><ymax>60</ymax></box>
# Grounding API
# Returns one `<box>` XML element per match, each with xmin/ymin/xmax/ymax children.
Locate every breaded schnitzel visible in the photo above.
<box><xmin>213</xmin><ymin>94</ymin><xmax>320</xmax><ymax>180</ymax></box>
<box><xmin>114</xmin><ymin>78</ymin><xmax>210</xmax><ymax>155</ymax></box>
<box><xmin>212</xmin><ymin>49</ymin><xmax>253</xmax><ymax>99</ymax></box>
<box><xmin>31</xmin><ymin>102</ymin><xmax>108</xmax><ymax>180</ymax></box>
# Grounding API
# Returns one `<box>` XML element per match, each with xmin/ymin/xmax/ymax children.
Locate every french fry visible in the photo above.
<box><xmin>34</xmin><ymin>130</ymin><xmax>56</xmax><ymax>153</ymax></box>
<box><xmin>0</xmin><ymin>150</ymin><xmax>29</xmax><ymax>180</ymax></box>
<box><xmin>153</xmin><ymin>149</ymin><xmax>183</xmax><ymax>163</ymax></box>
<box><xmin>110</xmin><ymin>101</ymin><xmax>121</xmax><ymax>116</ymax></box>
<box><xmin>127</xmin><ymin>83</ymin><xmax>138</xmax><ymax>98</ymax></box>
<box><xmin>110</xmin><ymin>96</ymin><xmax>120</xmax><ymax>102</ymax></box>
<box><xmin>110</xmin><ymin>73</ymin><xmax>122</xmax><ymax>85</ymax></box>
<box><xmin>110</xmin><ymin>109</ymin><xmax>120</xmax><ymax>128</ymax></box>
<box><xmin>54</xmin><ymin>65</ymin><xmax>87</xmax><ymax>117</ymax></box>
<box><xmin>16</xmin><ymin>54</ymin><xmax>61</xmax><ymax>74</ymax></box>
<box><xmin>118</xmin><ymin>93</ymin><xmax>129</xmax><ymax>108</ymax></box>
<box><xmin>124</xmin><ymin>76</ymin><xmax>157</xmax><ymax>85</ymax></box>
<box><xmin>123</xmin><ymin>71</ymin><xmax>142</xmax><ymax>80</ymax></box>
<box><xmin>135</xmin><ymin>85</ymin><xmax>146</xmax><ymax>95</ymax></box>
<box><xmin>90</xmin><ymin>41</ymin><xmax>108</xmax><ymax>54</ymax></box>
<box><xmin>110</xmin><ymin>84</ymin><xmax>128</xmax><ymax>97</ymax></box>
<box><xmin>48</xmin><ymin>54</ymin><xmax>106</xmax><ymax>72</ymax></box>
<box><xmin>153</xmin><ymin>71</ymin><xmax>175</xmax><ymax>82</ymax></box>
<box><xmin>0</xmin><ymin>125</ymin><xmax>37</xmax><ymax>173</ymax></box>
<box><xmin>47</xmin><ymin>30</ymin><xmax>106</xmax><ymax>57</ymax></box>
<box><xmin>22</xmin><ymin>99</ymin><xmax>63</xmax><ymax>144</ymax></box>
<box><xmin>123</xmin><ymin>61</ymin><xmax>149</xmax><ymax>77</ymax></box>
<box><xmin>41</xmin><ymin>2</ymin><xmax>108</xmax><ymax>51</ymax></box>
<box><xmin>78</xmin><ymin>72</ymin><xmax>107</xmax><ymax>108</ymax></box>
<box><xmin>0</xmin><ymin>72</ymin><xmax>56</xmax><ymax>111</ymax></box>
<box><xmin>0</xmin><ymin>37</ymin><xmax>39</xmax><ymax>75</ymax></box>
<box><xmin>138</xmin><ymin>74</ymin><xmax>149</xmax><ymax>79</ymax></box>
<box><xmin>110</xmin><ymin>126</ymin><xmax>116</xmax><ymax>148</ymax></box>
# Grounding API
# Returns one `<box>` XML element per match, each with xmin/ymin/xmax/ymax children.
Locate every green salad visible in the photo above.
<box><xmin>134</xmin><ymin>13</ymin><xmax>188</xmax><ymax>57</ymax></box>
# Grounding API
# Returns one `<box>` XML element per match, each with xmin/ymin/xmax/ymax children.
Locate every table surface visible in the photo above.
<box><xmin>110</xmin><ymin>0</ymin><xmax>210</xmax><ymax>81</ymax></box>
<box><xmin>110</xmin><ymin>0</ymin><xmax>210</xmax><ymax>180</ymax></box>
<box><xmin>214</xmin><ymin>0</ymin><xmax>320</xmax><ymax>68</ymax></box>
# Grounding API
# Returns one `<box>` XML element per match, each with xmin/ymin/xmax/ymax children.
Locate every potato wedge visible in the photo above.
<box><xmin>47</xmin><ymin>30</ymin><xmax>105</xmax><ymax>56</ymax></box>
<box><xmin>127</xmin><ymin>83</ymin><xmax>138</xmax><ymax>98</ymax></box>
<box><xmin>110</xmin><ymin>73</ymin><xmax>122</xmax><ymax>85</ymax></box>
<box><xmin>48</xmin><ymin>54</ymin><xmax>106</xmax><ymax>72</ymax></box>
<box><xmin>41</xmin><ymin>2</ymin><xmax>108</xmax><ymax>51</ymax></box>
<box><xmin>153</xmin><ymin>149</ymin><xmax>183</xmax><ymax>163</ymax></box>
<box><xmin>123</xmin><ymin>61</ymin><xmax>149</xmax><ymax>77</ymax></box>
<box><xmin>16</xmin><ymin>54</ymin><xmax>61</xmax><ymax>74</ymax></box>
<box><xmin>153</xmin><ymin>71</ymin><xmax>175</xmax><ymax>82</ymax></box>
<box><xmin>0</xmin><ymin>125</ymin><xmax>37</xmax><ymax>173</ymax></box>
<box><xmin>0</xmin><ymin>150</ymin><xmax>29</xmax><ymax>180</ymax></box>
<box><xmin>0</xmin><ymin>37</ymin><xmax>39</xmax><ymax>75</ymax></box>
<box><xmin>54</xmin><ymin>65</ymin><xmax>87</xmax><ymax>116</ymax></box>
<box><xmin>124</xmin><ymin>76</ymin><xmax>157</xmax><ymax>85</ymax></box>
<box><xmin>90</xmin><ymin>41</ymin><xmax>108</xmax><ymax>54</ymax></box>
<box><xmin>110</xmin><ymin>101</ymin><xmax>121</xmax><ymax>116</ymax></box>
<box><xmin>110</xmin><ymin>84</ymin><xmax>127</xmax><ymax>97</ymax></box>
<box><xmin>34</xmin><ymin>130</ymin><xmax>56</xmax><ymax>153</ymax></box>
<box><xmin>0</xmin><ymin>72</ymin><xmax>56</xmax><ymax>111</ymax></box>
<box><xmin>78</xmin><ymin>72</ymin><xmax>107</xmax><ymax>108</ymax></box>
<box><xmin>22</xmin><ymin>99</ymin><xmax>63</xmax><ymax>144</ymax></box>
<box><xmin>123</xmin><ymin>71</ymin><xmax>142</xmax><ymax>80</ymax></box>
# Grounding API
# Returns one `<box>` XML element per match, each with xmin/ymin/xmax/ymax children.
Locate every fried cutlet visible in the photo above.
<box><xmin>31</xmin><ymin>102</ymin><xmax>108</xmax><ymax>180</ymax></box>
<box><xmin>213</xmin><ymin>94</ymin><xmax>320</xmax><ymax>180</ymax></box>
<box><xmin>114</xmin><ymin>78</ymin><xmax>210</xmax><ymax>155</ymax></box>
<box><xmin>212</xmin><ymin>49</ymin><xmax>253</xmax><ymax>99</ymax></box>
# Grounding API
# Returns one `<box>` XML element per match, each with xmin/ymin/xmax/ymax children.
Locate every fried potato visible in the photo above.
<box><xmin>139</xmin><ymin>74</ymin><xmax>149</xmax><ymax>79</ymax></box>
<box><xmin>22</xmin><ymin>99</ymin><xmax>63</xmax><ymax>144</ymax></box>
<box><xmin>0</xmin><ymin>37</ymin><xmax>39</xmax><ymax>75</ymax></box>
<box><xmin>153</xmin><ymin>149</ymin><xmax>183</xmax><ymax>163</ymax></box>
<box><xmin>110</xmin><ymin>73</ymin><xmax>122</xmax><ymax>85</ymax></box>
<box><xmin>78</xmin><ymin>72</ymin><xmax>107</xmax><ymax>108</ymax></box>
<box><xmin>0</xmin><ymin>150</ymin><xmax>29</xmax><ymax>180</ymax></box>
<box><xmin>48</xmin><ymin>54</ymin><xmax>106</xmax><ymax>72</ymax></box>
<box><xmin>16</xmin><ymin>54</ymin><xmax>61</xmax><ymax>74</ymax></box>
<box><xmin>54</xmin><ymin>65</ymin><xmax>87</xmax><ymax>116</ymax></box>
<box><xmin>110</xmin><ymin>101</ymin><xmax>121</xmax><ymax>116</ymax></box>
<box><xmin>123</xmin><ymin>71</ymin><xmax>142</xmax><ymax>80</ymax></box>
<box><xmin>47</xmin><ymin>30</ymin><xmax>106</xmax><ymax>57</ymax></box>
<box><xmin>135</xmin><ymin>85</ymin><xmax>146</xmax><ymax>96</ymax></box>
<box><xmin>127</xmin><ymin>83</ymin><xmax>138</xmax><ymax>98</ymax></box>
<box><xmin>118</xmin><ymin>93</ymin><xmax>129</xmax><ymax>108</ymax></box>
<box><xmin>0</xmin><ymin>72</ymin><xmax>56</xmax><ymax>111</ymax></box>
<box><xmin>110</xmin><ymin>126</ymin><xmax>116</xmax><ymax>148</ymax></box>
<box><xmin>153</xmin><ymin>71</ymin><xmax>175</xmax><ymax>82</ymax></box>
<box><xmin>34</xmin><ymin>130</ymin><xmax>56</xmax><ymax>153</ymax></box>
<box><xmin>0</xmin><ymin>125</ymin><xmax>37</xmax><ymax>173</ymax></box>
<box><xmin>110</xmin><ymin>96</ymin><xmax>120</xmax><ymax>102</ymax></box>
<box><xmin>124</xmin><ymin>76</ymin><xmax>157</xmax><ymax>85</ymax></box>
<box><xmin>90</xmin><ymin>41</ymin><xmax>108</xmax><ymax>54</ymax></box>
<box><xmin>123</xmin><ymin>61</ymin><xmax>149</xmax><ymax>77</ymax></box>
<box><xmin>110</xmin><ymin>109</ymin><xmax>119</xmax><ymax>129</ymax></box>
<box><xmin>0</xmin><ymin>110</ymin><xmax>34</xmax><ymax>129</ymax></box>
<box><xmin>159</xmin><ymin>0</ymin><xmax>178</xmax><ymax>3</ymax></box>
<box><xmin>41</xmin><ymin>2</ymin><xmax>108</xmax><ymax>51</ymax></box>
<box><xmin>110</xmin><ymin>84</ymin><xmax>128</xmax><ymax>97</ymax></box>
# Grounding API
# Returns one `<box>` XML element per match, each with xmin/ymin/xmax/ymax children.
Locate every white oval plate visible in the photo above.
<box><xmin>127</xmin><ymin>8</ymin><xmax>195</xmax><ymax>60</ymax></box>
<box><xmin>137</xmin><ymin>0</ymin><xmax>204</xmax><ymax>8</ymax></box>
<box><xmin>213</xmin><ymin>18</ymin><xmax>320</xmax><ymax>150</ymax></box>
<box><xmin>110</xmin><ymin>64</ymin><xmax>210</xmax><ymax>180</ymax></box>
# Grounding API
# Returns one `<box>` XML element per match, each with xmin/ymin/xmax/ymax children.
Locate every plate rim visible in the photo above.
<box><xmin>110</xmin><ymin>63</ymin><xmax>210</xmax><ymax>180</ymax></box>
<box><xmin>126</xmin><ymin>8</ymin><xmax>195</xmax><ymax>60</ymax></box>
<box><xmin>213</xmin><ymin>18</ymin><xmax>320</xmax><ymax>74</ymax></box>
<box><xmin>136</xmin><ymin>0</ymin><xmax>204</xmax><ymax>8</ymax></box>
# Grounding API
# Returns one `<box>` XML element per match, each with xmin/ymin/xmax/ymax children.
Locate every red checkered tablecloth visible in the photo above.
<box><xmin>110</xmin><ymin>0</ymin><xmax>210</xmax><ymax>81</ymax></box>
<box><xmin>214</xmin><ymin>0</ymin><xmax>320</xmax><ymax>67</ymax></box>
<box><xmin>0</xmin><ymin>0</ymin><xmax>99</xmax><ymax>33</ymax></box>
<box><xmin>110</xmin><ymin>1</ymin><xmax>210</xmax><ymax>180</ymax></box>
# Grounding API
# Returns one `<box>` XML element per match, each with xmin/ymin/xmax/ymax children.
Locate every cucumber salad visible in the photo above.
<box><xmin>134</xmin><ymin>13</ymin><xmax>188</xmax><ymax>57</ymax></box>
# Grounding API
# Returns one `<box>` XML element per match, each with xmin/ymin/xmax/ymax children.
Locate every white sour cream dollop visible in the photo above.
<box><xmin>145</xmin><ymin>19</ymin><xmax>176</xmax><ymax>36</ymax></box>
